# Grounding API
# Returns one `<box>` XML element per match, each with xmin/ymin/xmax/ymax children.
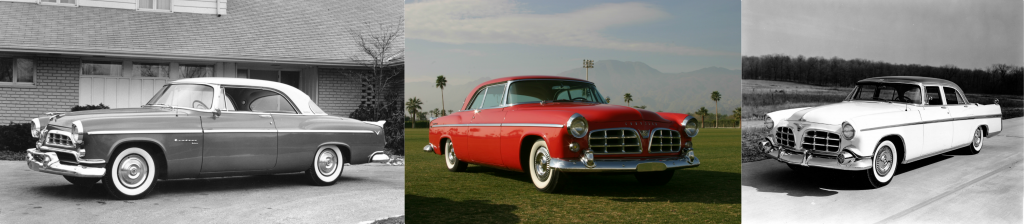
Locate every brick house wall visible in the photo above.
<box><xmin>0</xmin><ymin>57</ymin><xmax>79</xmax><ymax>124</ymax></box>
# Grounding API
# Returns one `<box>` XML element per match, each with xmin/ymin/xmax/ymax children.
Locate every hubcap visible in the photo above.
<box><xmin>534</xmin><ymin>147</ymin><xmax>551</xmax><ymax>181</ymax></box>
<box><xmin>118</xmin><ymin>154</ymin><xmax>148</xmax><ymax>189</ymax></box>
<box><xmin>875</xmin><ymin>146</ymin><xmax>893</xmax><ymax>176</ymax></box>
<box><xmin>318</xmin><ymin>149</ymin><xmax>338</xmax><ymax>176</ymax></box>
<box><xmin>973</xmin><ymin>129</ymin><xmax>983</xmax><ymax>148</ymax></box>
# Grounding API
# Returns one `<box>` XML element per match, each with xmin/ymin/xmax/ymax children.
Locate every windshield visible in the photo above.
<box><xmin>846</xmin><ymin>82</ymin><xmax>922</xmax><ymax>104</ymax></box>
<box><xmin>145</xmin><ymin>84</ymin><xmax>215</xmax><ymax>110</ymax></box>
<box><xmin>506</xmin><ymin>80</ymin><xmax>606</xmax><ymax>104</ymax></box>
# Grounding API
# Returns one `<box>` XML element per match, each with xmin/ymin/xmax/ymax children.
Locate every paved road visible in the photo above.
<box><xmin>0</xmin><ymin>162</ymin><xmax>403</xmax><ymax>223</ymax></box>
<box><xmin>743</xmin><ymin>118</ymin><xmax>1023</xmax><ymax>224</ymax></box>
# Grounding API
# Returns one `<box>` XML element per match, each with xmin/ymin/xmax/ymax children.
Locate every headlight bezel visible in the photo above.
<box><xmin>841</xmin><ymin>121</ymin><xmax>855</xmax><ymax>140</ymax></box>
<box><xmin>682</xmin><ymin>116</ymin><xmax>699</xmax><ymax>137</ymax></box>
<box><xmin>566</xmin><ymin>113</ymin><xmax>588</xmax><ymax>138</ymax></box>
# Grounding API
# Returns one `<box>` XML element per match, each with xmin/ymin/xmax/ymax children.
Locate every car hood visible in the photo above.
<box><xmin>46</xmin><ymin>107</ymin><xmax>177</xmax><ymax>128</ymax></box>
<box><xmin>786</xmin><ymin>101</ymin><xmax>908</xmax><ymax>125</ymax></box>
<box><xmin>512</xmin><ymin>102</ymin><xmax>668</xmax><ymax>123</ymax></box>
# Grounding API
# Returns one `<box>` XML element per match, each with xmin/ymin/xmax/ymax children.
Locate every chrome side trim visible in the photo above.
<box><xmin>89</xmin><ymin>130</ymin><xmax>204</xmax><ymax>135</ymax></box>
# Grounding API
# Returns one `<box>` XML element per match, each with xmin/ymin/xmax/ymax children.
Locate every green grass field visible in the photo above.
<box><xmin>405</xmin><ymin>128</ymin><xmax>740</xmax><ymax>223</ymax></box>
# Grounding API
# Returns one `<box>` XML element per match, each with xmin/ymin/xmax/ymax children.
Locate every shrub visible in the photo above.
<box><xmin>0</xmin><ymin>122</ymin><xmax>35</xmax><ymax>152</ymax></box>
<box><xmin>71</xmin><ymin>103</ymin><xmax>109</xmax><ymax>112</ymax></box>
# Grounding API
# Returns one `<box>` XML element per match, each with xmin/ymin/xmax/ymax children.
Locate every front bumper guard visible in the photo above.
<box><xmin>26</xmin><ymin>148</ymin><xmax>106</xmax><ymax>178</ymax></box>
<box><xmin>548</xmin><ymin>152</ymin><xmax>700</xmax><ymax>173</ymax></box>
<box><xmin>759</xmin><ymin>139</ymin><xmax>872</xmax><ymax>171</ymax></box>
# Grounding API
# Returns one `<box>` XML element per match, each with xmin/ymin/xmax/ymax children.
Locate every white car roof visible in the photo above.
<box><xmin>170</xmin><ymin>77</ymin><xmax>319</xmax><ymax>115</ymax></box>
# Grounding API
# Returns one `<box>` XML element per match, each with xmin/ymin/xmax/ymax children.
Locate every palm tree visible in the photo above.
<box><xmin>695</xmin><ymin>107</ymin><xmax>709</xmax><ymax>128</ymax></box>
<box><xmin>711</xmin><ymin>91</ymin><xmax>721</xmax><ymax>128</ymax></box>
<box><xmin>732</xmin><ymin>107</ymin><xmax>742</xmax><ymax>127</ymax></box>
<box><xmin>623</xmin><ymin>93</ymin><xmax>633</xmax><ymax>107</ymax></box>
<box><xmin>406</xmin><ymin>97</ymin><xmax>423</xmax><ymax>128</ymax></box>
<box><xmin>435</xmin><ymin>75</ymin><xmax>447</xmax><ymax>115</ymax></box>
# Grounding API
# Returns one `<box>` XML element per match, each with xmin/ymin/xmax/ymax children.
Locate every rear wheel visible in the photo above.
<box><xmin>444</xmin><ymin>140</ymin><xmax>467</xmax><ymax>172</ymax></box>
<box><xmin>528</xmin><ymin>140</ymin><xmax>564</xmax><ymax>193</ymax></box>
<box><xmin>635</xmin><ymin>170</ymin><xmax>674</xmax><ymax>186</ymax></box>
<box><xmin>307</xmin><ymin>146</ymin><xmax>344</xmax><ymax>186</ymax></box>
<box><xmin>865</xmin><ymin>140</ymin><xmax>898</xmax><ymax>188</ymax></box>
<box><xmin>103</xmin><ymin>147</ymin><xmax>157</xmax><ymax>200</ymax></box>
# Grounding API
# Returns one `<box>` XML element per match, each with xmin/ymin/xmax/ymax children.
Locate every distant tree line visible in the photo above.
<box><xmin>742</xmin><ymin>54</ymin><xmax>1023</xmax><ymax>95</ymax></box>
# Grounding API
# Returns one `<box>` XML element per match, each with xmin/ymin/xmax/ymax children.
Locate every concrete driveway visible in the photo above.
<box><xmin>0</xmin><ymin>163</ymin><xmax>403</xmax><ymax>223</ymax></box>
<box><xmin>742</xmin><ymin>118</ymin><xmax>1023</xmax><ymax>224</ymax></box>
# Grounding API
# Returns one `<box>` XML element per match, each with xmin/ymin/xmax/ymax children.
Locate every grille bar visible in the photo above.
<box><xmin>588</xmin><ymin>129</ymin><xmax>642</xmax><ymax>154</ymax></box>
<box><xmin>775</xmin><ymin>127</ymin><xmax>796</xmax><ymax>147</ymax></box>
<box><xmin>801</xmin><ymin>130</ymin><xmax>841</xmax><ymax>152</ymax></box>
<box><xmin>649</xmin><ymin>129</ymin><xmax>682</xmax><ymax>153</ymax></box>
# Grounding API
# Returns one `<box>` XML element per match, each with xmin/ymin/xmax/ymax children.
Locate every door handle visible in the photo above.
<box><xmin>259</xmin><ymin>115</ymin><xmax>272</xmax><ymax>118</ymax></box>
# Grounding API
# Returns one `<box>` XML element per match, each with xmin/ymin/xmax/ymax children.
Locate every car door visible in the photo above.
<box><xmin>201</xmin><ymin>87</ymin><xmax>279</xmax><ymax>173</ymax></box>
<box><xmin>915</xmin><ymin>85</ymin><xmax>952</xmax><ymax>159</ymax></box>
<box><xmin>467</xmin><ymin>83</ymin><xmax>507</xmax><ymax>166</ymax></box>
<box><xmin>943</xmin><ymin>86</ymin><xmax>975</xmax><ymax>148</ymax></box>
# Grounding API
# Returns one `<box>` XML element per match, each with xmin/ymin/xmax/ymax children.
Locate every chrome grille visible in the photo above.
<box><xmin>775</xmin><ymin>127</ymin><xmax>795</xmax><ymax>147</ymax></box>
<box><xmin>802</xmin><ymin>130</ymin><xmax>841</xmax><ymax>152</ymax></box>
<box><xmin>46</xmin><ymin>132</ymin><xmax>74</xmax><ymax>147</ymax></box>
<box><xmin>648</xmin><ymin>129</ymin><xmax>682</xmax><ymax>153</ymax></box>
<box><xmin>588</xmin><ymin>129</ymin><xmax>642</xmax><ymax>154</ymax></box>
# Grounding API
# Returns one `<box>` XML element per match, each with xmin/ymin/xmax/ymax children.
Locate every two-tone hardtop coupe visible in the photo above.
<box><xmin>760</xmin><ymin>76</ymin><xmax>1002</xmax><ymax>188</ymax></box>
<box><xmin>27</xmin><ymin>77</ymin><xmax>387</xmax><ymax>199</ymax></box>
<box><xmin>423</xmin><ymin>76</ymin><xmax>700</xmax><ymax>193</ymax></box>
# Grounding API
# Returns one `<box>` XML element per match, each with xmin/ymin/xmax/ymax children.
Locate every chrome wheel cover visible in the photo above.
<box><xmin>973</xmin><ymin>128</ymin><xmax>983</xmax><ymax>149</ymax></box>
<box><xmin>317</xmin><ymin>149</ymin><xmax>338</xmax><ymax>176</ymax></box>
<box><xmin>118</xmin><ymin>154</ymin><xmax>148</xmax><ymax>189</ymax></box>
<box><xmin>874</xmin><ymin>146</ymin><xmax>893</xmax><ymax>176</ymax></box>
<box><xmin>533</xmin><ymin>146</ymin><xmax>551</xmax><ymax>181</ymax></box>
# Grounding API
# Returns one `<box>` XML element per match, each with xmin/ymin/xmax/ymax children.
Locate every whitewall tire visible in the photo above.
<box><xmin>103</xmin><ymin>147</ymin><xmax>157</xmax><ymax>200</ymax></box>
<box><xmin>866</xmin><ymin>140</ymin><xmax>898</xmax><ymax>188</ymax></box>
<box><xmin>307</xmin><ymin>146</ymin><xmax>344</xmax><ymax>186</ymax></box>
<box><xmin>528</xmin><ymin>140</ymin><xmax>564</xmax><ymax>193</ymax></box>
<box><xmin>444</xmin><ymin>140</ymin><xmax>467</xmax><ymax>172</ymax></box>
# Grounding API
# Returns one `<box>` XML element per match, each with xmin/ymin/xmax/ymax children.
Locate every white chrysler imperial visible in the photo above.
<box><xmin>759</xmin><ymin>76</ymin><xmax>1002</xmax><ymax>188</ymax></box>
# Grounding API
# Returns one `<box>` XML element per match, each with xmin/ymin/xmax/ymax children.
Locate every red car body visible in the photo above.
<box><xmin>423</xmin><ymin>76</ymin><xmax>700</xmax><ymax>192</ymax></box>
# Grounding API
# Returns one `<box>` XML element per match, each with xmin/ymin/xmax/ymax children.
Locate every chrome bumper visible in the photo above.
<box><xmin>26</xmin><ymin>148</ymin><xmax>106</xmax><ymax>178</ymax></box>
<box><xmin>548</xmin><ymin>152</ymin><xmax>700</xmax><ymax>173</ymax></box>
<box><xmin>759</xmin><ymin>139</ymin><xmax>872</xmax><ymax>171</ymax></box>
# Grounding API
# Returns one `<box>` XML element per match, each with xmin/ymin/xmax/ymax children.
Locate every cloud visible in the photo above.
<box><xmin>406</xmin><ymin>0</ymin><xmax>733</xmax><ymax>56</ymax></box>
<box><xmin>446</xmin><ymin>49</ymin><xmax>486</xmax><ymax>56</ymax></box>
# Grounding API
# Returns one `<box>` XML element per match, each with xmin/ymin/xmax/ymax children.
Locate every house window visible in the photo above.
<box><xmin>0</xmin><ymin>58</ymin><xmax>35</xmax><ymax>85</ymax></box>
<box><xmin>40</xmin><ymin>0</ymin><xmax>76</xmax><ymax>6</ymax></box>
<box><xmin>180</xmin><ymin>64</ymin><xmax>213</xmax><ymax>78</ymax></box>
<box><xmin>139</xmin><ymin>0</ymin><xmax>171</xmax><ymax>11</ymax></box>
<box><xmin>134</xmin><ymin>63</ymin><xmax>169</xmax><ymax>77</ymax></box>
<box><xmin>82</xmin><ymin>61</ymin><xmax>123</xmax><ymax>76</ymax></box>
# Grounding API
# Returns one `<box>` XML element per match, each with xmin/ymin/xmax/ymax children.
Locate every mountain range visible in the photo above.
<box><xmin>405</xmin><ymin>60</ymin><xmax>740</xmax><ymax>115</ymax></box>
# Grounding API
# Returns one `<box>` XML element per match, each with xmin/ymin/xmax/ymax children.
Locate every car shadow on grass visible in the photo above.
<box><xmin>462</xmin><ymin>166</ymin><xmax>741</xmax><ymax>204</ymax></box>
<box><xmin>30</xmin><ymin>173</ymin><xmax>371</xmax><ymax>199</ymax></box>
<box><xmin>406</xmin><ymin>194</ymin><xmax>520</xmax><ymax>224</ymax></box>
<box><xmin>744</xmin><ymin>155</ymin><xmax>954</xmax><ymax>197</ymax></box>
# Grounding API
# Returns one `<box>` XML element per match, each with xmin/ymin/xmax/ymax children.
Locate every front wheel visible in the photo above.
<box><xmin>307</xmin><ymin>146</ymin><xmax>344</xmax><ymax>186</ymax></box>
<box><xmin>528</xmin><ymin>140</ymin><xmax>564</xmax><ymax>193</ymax></box>
<box><xmin>635</xmin><ymin>170</ymin><xmax>674</xmax><ymax>186</ymax></box>
<box><xmin>865</xmin><ymin>140</ymin><xmax>898</xmax><ymax>188</ymax></box>
<box><xmin>103</xmin><ymin>147</ymin><xmax>157</xmax><ymax>200</ymax></box>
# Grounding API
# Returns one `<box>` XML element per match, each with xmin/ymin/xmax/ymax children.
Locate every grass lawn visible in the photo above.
<box><xmin>405</xmin><ymin>128</ymin><xmax>740</xmax><ymax>223</ymax></box>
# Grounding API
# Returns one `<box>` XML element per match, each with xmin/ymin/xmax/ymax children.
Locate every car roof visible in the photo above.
<box><xmin>170</xmin><ymin>77</ymin><xmax>319</xmax><ymax>115</ymax></box>
<box><xmin>858</xmin><ymin>76</ymin><xmax>961</xmax><ymax>88</ymax></box>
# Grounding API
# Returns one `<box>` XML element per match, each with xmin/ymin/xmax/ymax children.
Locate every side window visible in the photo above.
<box><xmin>925</xmin><ymin>86</ymin><xmax>943</xmax><ymax>105</ymax></box>
<box><xmin>479</xmin><ymin>84</ymin><xmax>506</xmax><ymax>108</ymax></box>
<box><xmin>943</xmin><ymin>87</ymin><xmax>964</xmax><ymax>105</ymax></box>
<box><xmin>223</xmin><ymin>87</ymin><xmax>297</xmax><ymax>114</ymax></box>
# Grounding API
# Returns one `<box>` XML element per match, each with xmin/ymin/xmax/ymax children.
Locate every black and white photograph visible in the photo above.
<box><xmin>0</xmin><ymin>0</ymin><xmax>405</xmax><ymax>223</ymax></box>
<box><xmin>741</xmin><ymin>0</ymin><xmax>1023</xmax><ymax>223</ymax></box>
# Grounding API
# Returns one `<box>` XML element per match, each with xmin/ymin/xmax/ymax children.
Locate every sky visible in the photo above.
<box><xmin>742</xmin><ymin>0</ymin><xmax>1023</xmax><ymax>70</ymax></box>
<box><xmin>405</xmin><ymin>0</ymin><xmax>740</xmax><ymax>85</ymax></box>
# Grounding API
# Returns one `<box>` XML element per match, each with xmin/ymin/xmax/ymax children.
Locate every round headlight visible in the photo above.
<box><xmin>683</xmin><ymin>117</ymin><xmax>699</xmax><ymax>137</ymax></box>
<box><xmin>841</xmin><ymin>122</ymin><xmax>855</xmax><ymax>140</ymax></box>
<box><xmin>567</xmin><ymin>114</ymin><xmax>588</xmax><ymax>138</ymax></box>
<box><xmin>30</xmin><ymin>118</ymin><xmax>40</xmax><ymax>138</ymax></box>
<box><xmin>764</xmin><ymin>115</ymin><xmax>774</xmax><ymax>132</ymax></box>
